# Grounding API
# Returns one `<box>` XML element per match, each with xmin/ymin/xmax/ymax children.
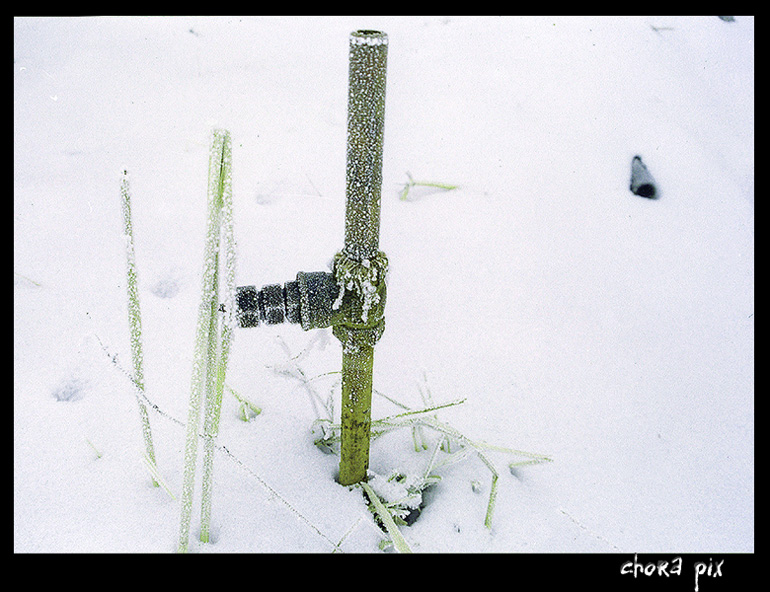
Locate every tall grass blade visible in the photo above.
<box><xmin>178</xmin><ymin>129</ymin><xmax>232</xmax><ymax>552</ymax></box>
<box><xmin>120</xmin><ymin>170</ymin><xmax>158</xmax><ymax>487</ymax></box>
<box><xmin>200</xmin><ymin>130</ymin><xmax>235</xmax><ymax>543</ymax></box>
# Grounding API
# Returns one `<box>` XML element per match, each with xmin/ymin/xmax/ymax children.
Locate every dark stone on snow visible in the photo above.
<box><xmin>630</xmin><ymin>155</ymin><xmax>658</xmax><ymax>199</ymax></box>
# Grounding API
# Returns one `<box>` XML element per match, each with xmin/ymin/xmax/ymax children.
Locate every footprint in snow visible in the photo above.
<box><xmin>52</xmin><ymin>376</ymin><xmax>88</xmax><ymax>402</ymax></box>
<box><xmin>150</xmin><ymin>277</ymin><xmax>180</xmax><ymax>299</ymax></box>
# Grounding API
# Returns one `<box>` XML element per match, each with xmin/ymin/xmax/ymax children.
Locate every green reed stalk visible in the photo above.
<box><xmin>200</xmin><ymin>130</ymin><xmax>235</xmax><ymax>543</ymax></box>
<box><xmin>120</xmin><ymin>170</ymin><xmax>158</xmax><ymax>487</ymax></box>
<box><xmin>178</xmin><ymin>129</ymin><xmax>233</xmax><ymax>552</ymax></box>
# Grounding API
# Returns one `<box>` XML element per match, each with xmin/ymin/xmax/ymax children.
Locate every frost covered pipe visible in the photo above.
<box><xmin>336</xmin><ymin>30</ymin><xmax>389</xmax><ymax>486</ymax></box>
<box><xmin>343</xmin><ymin>30</ymin><xmax>388</xmax><ymax>261</ymax></box>
<box><xmin>234</xmin><ymin>30</ymin><xmax>389</xmax><ymax>487</ymax></box>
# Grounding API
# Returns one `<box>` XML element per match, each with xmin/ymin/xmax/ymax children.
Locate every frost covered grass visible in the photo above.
<box><xmin>314</xmin><ymin>391</ymin><xmax>551</xmax><ymax>530</ymax></box>
<box><xmin>120</xmin><ymin>170</ymin><xmax>158</xmax><ymax>486</ymax></box>
<box><xmin>14</xmin><ymin>16</ymin><xmax>753</xmax><ymax>554</ymax></box>
<box><xmin>361</xmin><ymin>481</ymin><xmax>413</xmax><ymax>553</ymax></box>
<box><xmin>399</xmin><ymin>172</ymin><xmax>459</xmax><ymax>201</ymax></box>
<box><xmin>178</xmin><ymin>129</ymin><xmax>236</xmax><ymax>551</ymax></box>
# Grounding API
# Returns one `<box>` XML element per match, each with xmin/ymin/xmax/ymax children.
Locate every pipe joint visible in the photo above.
<box><xmin>331</xmin><ymin>250</ymin><xmax>388</xmax><ymax>353</ymax></box>
<box><xmin>235</xmin><ymin>250</ymin><xmax>387</xmax><ymax>347</ymax></box>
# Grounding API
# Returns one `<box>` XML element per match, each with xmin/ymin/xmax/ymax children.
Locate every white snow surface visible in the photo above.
<box><xmin>14</xmin><ymin>16</ymin><xmax>753</xmax><ymax>553</ymax></box>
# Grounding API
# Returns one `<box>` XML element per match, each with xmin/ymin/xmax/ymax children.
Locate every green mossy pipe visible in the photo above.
<box><xmin>338</xmin><ymin>342</ymin><xmax>376</xmax><ymax>485</ymax></box>
<box><xmin>234</xmin><ymin>31</ymin><xmax>389</xmax><ymax>487</ymax></box>
<box><xmin>338</xmin><ymin>30</ymin><xmax>389</xmax><ymax>486</ymax></box>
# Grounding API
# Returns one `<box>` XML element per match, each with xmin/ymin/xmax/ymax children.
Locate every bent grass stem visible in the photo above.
<box><xmin>361</xmin><ymin>481</ymin><xmax>413</xmax><ymax>553</ymax></box>
<box><xmin>399</xmin><ymin>172</ymin><xmax>458</xmax><ymax>201</ymax></box>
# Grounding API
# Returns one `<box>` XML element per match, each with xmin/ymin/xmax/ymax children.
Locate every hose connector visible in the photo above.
<box><xmin>235</xmin><ymin>251</ymin><xmax>387</xmax><ymax>352</ymax></box>
<box><xmin>236</xmin><ymin>270</ymin><xmax>341</xmax><ymax>331</ymax></box>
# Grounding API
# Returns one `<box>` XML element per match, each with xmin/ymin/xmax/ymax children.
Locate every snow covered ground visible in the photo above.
<box><xmin>14</xmin><ymin>16</ymin><xmax>753</xmax><ymax>553</ymax></box>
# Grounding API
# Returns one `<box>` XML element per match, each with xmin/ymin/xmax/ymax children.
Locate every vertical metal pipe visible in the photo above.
<box><xmin>344</xmin><ymin>30</ymin><xmax>388</xmax><ymax>261</ymax></box>
<box><xmin>337</xmin><ymin>30</ymin><xmax>389</xmax><ymax>486</ymax></box>
<box><xmin>338</xmin><ymin>342</ymin><xmax>376</xmax><ymax>485</ymax></box>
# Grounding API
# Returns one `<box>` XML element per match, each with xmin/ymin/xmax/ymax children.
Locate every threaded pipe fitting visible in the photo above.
<box><xmin>236</xmin><ymin>271</ymin><xmax>340</xmax><ymax>331</ymax></box>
